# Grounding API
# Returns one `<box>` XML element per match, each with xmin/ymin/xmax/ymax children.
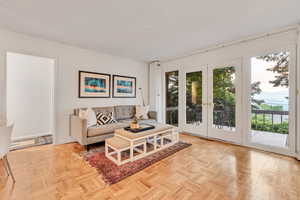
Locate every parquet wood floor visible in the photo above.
<box><xmin>0</xmin><ymin>134</ymin><xmax>300</xmax><ymax>200</ymax></box>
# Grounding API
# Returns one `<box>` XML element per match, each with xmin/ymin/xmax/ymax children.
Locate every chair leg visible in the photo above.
<box><xmin>4</xmin><ymin>155</ymin><xmax>15</xmax><ymax>183</ymax></box>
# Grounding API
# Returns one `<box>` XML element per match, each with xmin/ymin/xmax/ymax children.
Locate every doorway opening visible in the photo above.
<box><xmin>249</xmin><ymin>52</ymin><xmax>291</xmax><ymax>148</ymax></box>
<box><xmin>6</xmin><ymin>52</ymin><xmax>55</xmax><ymax>150</ymax></box>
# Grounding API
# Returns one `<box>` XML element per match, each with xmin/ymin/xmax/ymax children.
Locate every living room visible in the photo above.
<box><xmin>0</xmin><ymin>1</ymin><xmax>300</xmax><ymax>200</ymax></box>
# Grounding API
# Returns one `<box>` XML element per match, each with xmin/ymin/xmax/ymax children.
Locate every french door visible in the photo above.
<box><xmin>208</xmin><ymin>60</ymin><xmax>243</xmax><ymax>143</ymax></box>
<box><xmin>165</xmin><ymin>46</ymin><xmax>297</xmax><ymax>156</ymax></box>
<box><xmin>182</xmin><ymin>66</ymin><xmax>208</xmax><ymax>137</ymax></box>
<box><xmin>244</xmin><ymin>47</ymin><xmax>296</xmax><ymax>156</ymax></box>
<box><xmin>182</xmin><ymin>60</ymin><xmax>242</xmax><ymax>144</ymax></box>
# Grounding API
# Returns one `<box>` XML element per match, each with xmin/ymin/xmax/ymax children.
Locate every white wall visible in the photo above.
<box><xmin>0</xmin><ymin>29</ymin><xmax>149</xmax><ymax>144</ymax></box>
<box><xmin>7</xmin><ymin>52</ymin><xmax>54</xmax><ymax>139</ymax></box>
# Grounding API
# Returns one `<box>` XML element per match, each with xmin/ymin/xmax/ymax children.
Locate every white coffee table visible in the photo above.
<box><xmin>105</xmin><ymin>123</ymin><xmax>179</xmax><ymax>165</ymax></box>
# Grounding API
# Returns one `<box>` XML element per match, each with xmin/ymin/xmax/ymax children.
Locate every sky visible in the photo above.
<box><xmin>251</xmin><ymin>57</ymin><xmax>288</xmax><ymax>93</ymax></box>
<box><xmin>251</xmin><ymin>57</ymin><xmax>289</xmax><ymax>109</ymax></box>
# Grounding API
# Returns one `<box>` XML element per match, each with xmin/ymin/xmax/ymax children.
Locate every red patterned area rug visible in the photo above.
<box><xmin>80</xmin><ymin>141</ymin><xmax>191</xmax><ymax>185</ymax></box>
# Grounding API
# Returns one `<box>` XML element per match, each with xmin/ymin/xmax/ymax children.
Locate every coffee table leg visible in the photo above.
<box><xmin>154</xmin><ymin>135</ymin><xmax>157</xmax><ymax>150</ymax></box>
<box><xmin>130</xmin><ymin>141</ymin><xmax>133</xmax><ymax>161</ymax></box>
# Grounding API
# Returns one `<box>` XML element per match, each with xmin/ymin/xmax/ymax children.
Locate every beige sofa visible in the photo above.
<box><xmin>70</xmin><ymin>105</ymin><xmax>157</xmax><ymax>148</ymax></box>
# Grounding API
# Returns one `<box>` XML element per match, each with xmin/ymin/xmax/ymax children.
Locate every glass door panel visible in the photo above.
<box><xmin>212</xmin><ymin>67</ymin><xmax>236</xmax><ymax>131</ymax></box>
<box><xmin>249</xmin><ymin>51</ymin><xmax>291</xmax><ymax>148</ymax></box>
<box><xmin>183</xmin><ymin>66</ymin><xmax>208</xmax><ymax>136</ymax></box>
<box><xmin>186</xmin><ymin>71</ymin><xmax>203</xmax><ymax>125</ymax></box>
<box><xmin>165</xmin><ymin>71</ymin><xmax>179</xmax><ymax>126</ymax></box>
<box><xmin>208</xmin><ymin>61</ymin><xmax>242</xmax><ymax>143</ymax></box>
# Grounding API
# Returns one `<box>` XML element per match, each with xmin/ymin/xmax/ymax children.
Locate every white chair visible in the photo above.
<box><xmin>0</xmin><ymin>120</ymin><xmax>15</xmax><ymax>182</ymax></box>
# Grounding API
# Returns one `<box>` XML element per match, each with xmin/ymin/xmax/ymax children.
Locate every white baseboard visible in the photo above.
<box><xmin>12</xmin><ymin>132</ymin><xmax>52</xmax><ymax>142</ymax></box>
<box><xmin>55</xmin><ymin>136</ymin><xmax>76</xmax><ymax>145</ymax></box>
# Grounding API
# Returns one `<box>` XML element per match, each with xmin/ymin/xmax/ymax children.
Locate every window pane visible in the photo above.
<box><xmin>186</xmin><ymin>71</ymin><xmax>202</xmax><ymax>125</ymax></box>
<box><xmin>213</xmin><ymin>66</ymin><xmax>236</xmax><ymax>131</ymax></box>
<box><xmin>166</xmin><ymin>71</ymin><xmax>178</xmax><ymax>126</ymax></box>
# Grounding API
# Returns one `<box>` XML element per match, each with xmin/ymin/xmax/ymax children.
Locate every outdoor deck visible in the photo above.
<box><xmin>250</xmin><ymin>130</ymin><xmax>288</xmax><ymax>148</ymax></box>
<box><xmin>166</xmin><ymin>107</ymin><xmax>289</xmax><ymax>148</ymax></box>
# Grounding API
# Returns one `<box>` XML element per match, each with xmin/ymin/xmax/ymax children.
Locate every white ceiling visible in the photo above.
<box><xmin>0</xmin><ymin>0</ymin><xmax>299</xmax><ymax>62</ymax></box>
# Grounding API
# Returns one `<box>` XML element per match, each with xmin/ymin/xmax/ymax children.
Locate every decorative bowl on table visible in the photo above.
<box><xmin>130</xmin><ymin>116</ymin><xmax>139</xmax><ymax>129</ymax></box>
<box><xmin>130</xmin><ymin>122</ymin><xmax>140</xmax><ymax>129</ymax></box>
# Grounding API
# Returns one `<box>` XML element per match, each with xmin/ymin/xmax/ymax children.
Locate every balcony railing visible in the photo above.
<box><xmin>166</xmin><ymin>107</ymin><xmax>178</xmax><ymax>126</ymax></box>
<box><xmin>166</xmin><ymin>107</ymin><xmax>289</xmax><ymax>134</ymax></box>
<box><xmin>251</xmin><ymin>109</ymin><xmax>289</xmax><ymax>134</ymax></box>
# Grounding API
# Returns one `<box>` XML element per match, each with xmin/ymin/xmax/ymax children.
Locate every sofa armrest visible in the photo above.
<box><xmin>70</xmin><ymin>115</ymin><xmax>88</xmax><ymax>145</ymax></box>
<box><xmin>148</xmin><ymin>111</ymin><xmax>157</xmax><ymax>121</ymax></box>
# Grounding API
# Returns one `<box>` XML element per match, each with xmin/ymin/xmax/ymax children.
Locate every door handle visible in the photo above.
<box><xmin>203</xmin><ymin>102</ymin><xmax>213</xmax><ymax>106</ymax></box>
<box><xmin>206</xmin><ymin>102</ymin><xmax>214</xmax><ymax>107</ymax></box>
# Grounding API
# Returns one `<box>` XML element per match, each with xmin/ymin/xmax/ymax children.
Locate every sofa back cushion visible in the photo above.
<box><xmin>74</xmin><ymin>106</ymin><xmax>135</xmax><ymax>121</ymax></box>
<box><xmin>93</xmin><ymin>107</ymin><xmax>115</xmax><ymax>117</ymax></box>
<box><xmin>74</xmin><ymin>107</ymin><xmax>115</xmax><ymax>117</ymax></box>
<box><xmin>114</xmin><ymin>105</ymin><xmax>135</xmax><ymax>120</ymax></box>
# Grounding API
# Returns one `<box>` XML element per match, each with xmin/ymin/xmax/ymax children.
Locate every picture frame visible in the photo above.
<box><xmin>112</xmin><ymin>75</ymin><xmax>136</xmax><ymax>98</ymax></box>
<box><xmin>78</xmin><ymin>71</ymin><xmax>111</xmax><ymax>98</ymax></box>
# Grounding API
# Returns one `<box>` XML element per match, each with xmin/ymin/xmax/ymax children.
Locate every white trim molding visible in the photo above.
<box><xmin>12</xmin><ymin>132</ymin><xmax>52</xmax><ymax>142</ymax></box>
<box><xmin>297</xmin><ymin>24</ymin><xmax>300</xmax><ymax>160</ymax></box>
<box><xmin>149</xmin><ymin>61</ymin><xmax>163</xmax><ymax>123</ymax></box>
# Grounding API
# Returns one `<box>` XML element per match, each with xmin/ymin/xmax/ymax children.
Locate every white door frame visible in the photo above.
<box><xmin>5</xmin><ymin>50</ymin><xmax>58</xmax><ymax>145</ymax></box>
<box><xmin>182</xmin><ymin>65</ymin><xmax>208</xmax><ymax>137</ymax></box>
<box><xmin>207</xmin><ymin>59</ymin><xmax>243</xmax><ymax>144</ymax></box>
<box><xmin>297</xmin><ymin>25</ymin><xmax>300</xmax><ymax>160</ymax></box>
<box><xmin>243</xmin><ymin>45</ymin><xmax>297</xmax><ymax>157</ymax></box>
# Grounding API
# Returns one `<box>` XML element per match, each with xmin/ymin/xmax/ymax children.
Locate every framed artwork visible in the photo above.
<box><xmin>112</xmin><ymin>75</ymin><xmax>136</xmax><ymax>98</ymax></box>
<box><xmin>79</xmin><ymin>71</ymin><xmax>111</xmax><ymax>98</ymax></box>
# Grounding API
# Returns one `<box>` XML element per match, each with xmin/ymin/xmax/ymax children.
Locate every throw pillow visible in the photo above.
<box><xmin>85</xmin><ymin>108</ymin><xmax>97</xmax><ymax>128</ymax></box>
<box><xmin>135</xmin><ymin>105</ymin><xmax>149</xmax><ymax>120</ymax></box>
<box><xmin>96</xmin><ymin>112</ymin><xmax>116</xmax><ymax>125</ymax></box>
<box><xmin>78</xmin><ymin>109</ymin><xmax>88</xmax><ymax>119</ymax></box>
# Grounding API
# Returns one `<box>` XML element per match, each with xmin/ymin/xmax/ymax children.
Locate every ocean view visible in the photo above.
<box><xmin>254</xmin><ymin>90</ymin><xmax>289</xmax><ymax>111</ymax></box>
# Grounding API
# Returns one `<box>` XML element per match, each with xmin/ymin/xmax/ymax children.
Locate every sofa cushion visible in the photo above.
<box><xmin>118</xmin><ymin>119</ymin><xmax>156</xmax><ymax>125</ymax></box>
<box><xmin>135</xmin><ymin>105</ymin><xmax>150</xmax><ymax>119</ymax></box>
<box><xmin>74</xmin><ymin>107</ymin><xmax>115</xmax><ymax>117</ymax></box>
<box><xmin>139</xmin><ymin>119</ymin><xmax>157</xmax><ymax>124</ymax></box>
<box><xmin>114</xmin><ymin>105</ymin><xmax>135</xmax><ymax>120</ymax></box>
<box><xmin>93</xmin><ymin>107</ymin><xmax>115</xmax><ymax>116</ymax></box>
<box><xmin>87</xmin><ymin>123</ymin><xmax>128</xmax><ymax>137</ymax></box>
<box><xmin>117</xmin><ymin>119</ymin><xmax>131</xmax><ymax>125</ymax></box>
